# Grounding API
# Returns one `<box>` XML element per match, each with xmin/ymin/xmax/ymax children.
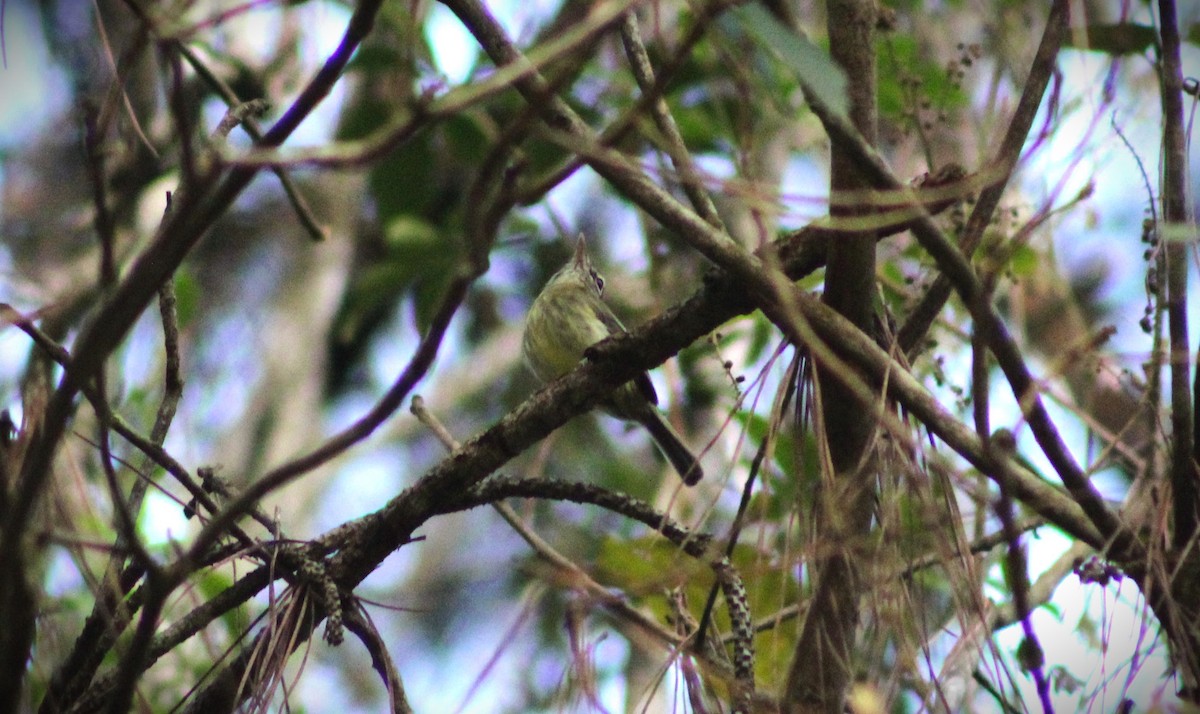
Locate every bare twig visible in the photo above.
<box><xmin>216</xmin><ymin>2</ymin><xmax>637</xmax><ymax>171</ymax></box>
<box><xmin>785</xmin><ymin>0</ymin><xmax>882</xmax><ymax>708</ymax></box>
<box><xmin>2</xmin><ymin>2</ymin><xmax>387</xmax><ymax>617</ymax></box>
<box><xmin>897</xmin><ymin>0</ymin><xmax>1069</xmax><ymax>357</ymax></box>
<box><xmin>82</xmin><ymin>103</ymin><xmax>118</xmax><ymax>289</ymax></box>
<box><xmin>619</xmin><ymin>11</ymin><xmax>723</xmax><ymax>229</ymax></box>
<box><xmin>408</xmin><ymin>396</ymin><xmax>741</xmax><ymax>685</ymax></box>
<box><xmin>935</xmin><ymin>540</ymin><xmax>1090</xmax><ymax>712</ymax></box>
<box><xmin>1</xmin><ymin>304</ymin><xmax>265</xmax><ymax>542</ymax></box>
<box><xmin>343</xmin><ymin>604</ymin><xmax>413</xmax><ymax>714</ymax></box>
<box><xmin>516</xmin><ymin>1</ymin><xmax>732</xmax><ymax>206</ymax></box>
<box><xmin>92</xmin><ymin>374</ymin><xmax>157</xmax><ymax>576</ymax></box>
<box><xmin>103</xmin><ymin>570</ymin><xmax>169</xmax><ymax>714</ymax></box>
<box><xmin>185</xmin><ymin>258</ymin><xmax>477</xmax><ymax>570</ymax></box>
<box><xmin>408</xmin><ymin>396</ymin><xmax>579</xmax><ymax>571</ymax></box>
<box><xmin>792</xmin><ymin>15</ymin><xmax>1136</xmax><ymax>563</ymax></box>
<box><xmin>3</xmin><ymin>4</ymin><xmax>389</xmax><ymax>711</ymax></box>
<box><xmin>989</xmin><ymin>430</ymin><xmax>1054</xmax><ymax>712</ymax></box>
<box><xmin>436</xmin><ymin>475</ymin><xmax>756</xmax><ymax>701</ymax></box>
<box><xmin>167</xmin><ymin>35</ymin><xmax>326</xmax><ymax>240</ymax></box>
<box><xmin>696</xmin><ymin>350</ymin><xmax>798</xmax><ymax>649</ymax></box>
<box><xmin>165</xmin><ymin>45</ymin><xmax>198</xmax><ymax>194</ymax></box>
<box><xmin>117</xmin><ymin>221</ymin><xmax>1087</xmax><ymax>713</ymax></box>
<box><xmin>91</xmin><ymin>0</ymin><xmax>157</xmax><ymax>158</ymax></box>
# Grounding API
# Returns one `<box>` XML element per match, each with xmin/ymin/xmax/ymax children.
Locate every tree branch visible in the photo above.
<box><xmin>785</xmin><ymin>0</ymin><xmax>880</xmax><ymax>710</ymax></box>
<box><xmin>896</xmin><ymin>0</ymin><xmax>1069</xmax><ymax>357</ymax></box>
<box><xmin>1157</xmin><ymin>0</ymin><xmax>1198</xmax><ymax>549</ymax></box>
<box><xmin>0</xmin><ymin>3</ymin><xmax>388</xmax><ymax>650</ymax></box>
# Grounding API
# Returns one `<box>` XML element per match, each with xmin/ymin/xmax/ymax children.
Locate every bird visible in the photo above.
<box><xmin>522</xmin><ymin>235</ymin><xmax>702</xmax><ymax>485</ymax></box>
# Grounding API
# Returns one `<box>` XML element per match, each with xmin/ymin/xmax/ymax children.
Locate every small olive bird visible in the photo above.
<box><xmin>522</xmin><ymin>235</ymin><xmax>703</xmax><ymax>485</ymax></box>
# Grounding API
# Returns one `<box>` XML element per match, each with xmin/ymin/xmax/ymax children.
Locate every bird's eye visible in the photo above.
<box><xmin>590</xmin><ymin>270</ymin><xmax>604</xmax><ymax>295</ymax></box>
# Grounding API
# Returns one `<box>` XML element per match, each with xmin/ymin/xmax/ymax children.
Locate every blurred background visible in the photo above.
<box><xmin>2</xmin><ymin>0</ymin><xmax>1198</xmax><ymax>711</ymax></box>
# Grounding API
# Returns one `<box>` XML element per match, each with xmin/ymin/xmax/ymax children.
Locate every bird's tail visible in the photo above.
<box><xmin>639</xmin><ymin>411</ymin><xmax>703</xmax><ymax>485</ymax></box>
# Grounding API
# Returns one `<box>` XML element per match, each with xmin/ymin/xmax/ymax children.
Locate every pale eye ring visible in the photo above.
<box><xmin>590</xmin><ymin>270</ymin><xmax>604</xmax><ymax>295</ymax></box>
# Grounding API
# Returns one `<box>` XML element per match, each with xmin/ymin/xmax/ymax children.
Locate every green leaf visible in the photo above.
<box><xmin>746</xmin><ymin>312</ymin><xmax>778</xmax><ymax>365</ymax></box>
<box><xmin>877</xmin><ymin>34</ymin><xmax>969</xmax><ymax>122</ymax></box>
<box><xmin>1008</xmin><ymin>244</ymin><xmax>1039</xmax><ymax>276</ymax></box>
<box><xmin>442</xmin><ymin>110</ymin><xmax>494</xmax><ymax>163</ymax></box>
<box><xmin>384</xmin><ymin>215</ymin><xmax>440</xmax><ymax>251</ymax></box>
<box><xmin>595</xmin><ymin>535</ymin><xmax>707</xmax><ymax>595</ymax></box>
<box><xmin>671</xmin><ymin>100</ymin><xmax>731</xmax><ymax>154</ymax></box>
<box><xmin>336</xmin><ymin>97</ymin><xmax>390</xmax><ymax>142</ymax></box>
<box><xmin>732</xmin><ymin>4</ymin><xmax>849</xmax><ymax>120</ymax></box>
<box><xmin>332</xmin><ymin>217</ymin><xmax>461</xmax><ymax>339</ymax></box>
<box><xmin>170</xmin><ymin>270</ymin><xmax>200</xmax><ymax>328</ymax></box>
<box><xmin>346</xmin><ymin>45</ymin><xmax>405</xmax><ymax>74</ymax></box>
<box><xmin>369</xmin><ymin>137</ymin><xmax>440</xmax><ymax>219</ymax></box>
<box><xmin>195</xmin><ymin>569</ymin><xmax>246</xmax><ymax>639</ymax></box>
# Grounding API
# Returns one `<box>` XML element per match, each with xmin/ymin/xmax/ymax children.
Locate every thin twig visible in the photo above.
<box><xmin>411</xmin><ymin>394</ymin><xmax>760</xmax><ymax>697</ymax></box>
<box><xmin>185</xmin><ymin>262</ymin><xmax>476</xmax><ymax>570</ymax></box>
<box><xmin>165</xmin><ymin>45</ymin><xmax>198</xmax><ymax>195</ymax></box>
<box><xmin>408</xmin><ymin>396</ymin><xmax>575</xmax><ymax>571</ymax></box>
<box><xmin>784</xmin><ymin>4</ymin><xmax>1135</xmax><ymax>561</ymax></box>
<box><xmin>5</xmin><ymin>4</ymin><xmax>389</xmax><ymax>710</ymax></box>
<box><xmin>216</xmin><ymin>3</ymin><xmax>636</xmax><ymax>173</ymax></box>
<box><xmin>82</xmin><ymin>103</ymin><xmax>118</xmax><ymax>289</ymax></box>
<box><xmin>515</xmin><ymin>0</ymin><xmax>733</xmax><ymax>206</ymax></box>
<box><xmin>170</xmin><ymin>38</ymin><xmax>326</xmax><ymax>241</ymax></box>
<box><xmin>406</xmin><ymin>396</ymin><xmax>694</xmax><ymax>654</ymax></box>
<box><xmin>2</xmin><ymin>306</ymin><xmax>267</xmax><ymax>540</ymax></box>
<box><xmin>343</xmin><ymin>604</ymin><xmax>414</xmax><ymax>714</ymax></box>
<box><xmin>92</xmin><ymin>370</ymin><xmax>158</xmax><ymax>575</ymax></box>
<box><xmin>696</xmin><ymin>350</ymin><xmax>798</xmax><ymax>650</ymax></box>
<box><xmin>989</xmin><ymin>430</ymin><xmax>1055</xmax><ymax>712</ymax></box>
<box><xmin>1156</xmin><ymin>0</ymin><xmax>1198</xmax><ymax>550</ymax></box>
<box><xmin>3</xmin><ymin>0</ymin><xmax>387</xmax><ymax>608</ymax></box>
<box><xmin>896</xmin><ymin>0</ymin><xmax>1069</xmax><ymax>357</ymax></box>
<box><xmin>434</xmin><ymin>475</ymin><xmax>755</xmax><ymax>694</ymax></box>
<box><xmin>91</xmin><ymin>0</ymin><xmax>157</xmax><ymax>158</ymax></box>
<box><xmin>619</xmin><ymin>11</ymin><xmax>723</xmax><ymax>229</ymax></box>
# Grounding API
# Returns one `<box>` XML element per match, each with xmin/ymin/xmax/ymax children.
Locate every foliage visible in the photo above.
<box><xmin>1</xmin><ymin>0</ymin><xmax>1199</xmax><ymax>712</ymax></box>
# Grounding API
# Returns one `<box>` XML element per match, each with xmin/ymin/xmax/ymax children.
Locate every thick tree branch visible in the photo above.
<box><xmin>0</xmin><ymin>4</ymin><xmax>385</xmax><ymax>710</ymax></box>
<box><xmin>435</xmin><ymin>0</ymin><xmax>1122</xmax><ymax>568</ymax></box>
<box><xmin>0</xmin><ymin>3</ymin><xmax>387</xmax><ymax>652</ymax></box>
<box><xmin>787</xmin><ymin>12</ymin><xmax>1138</xmax><ymax>564</ymax></box>
<box><xmin>72</xmin><ymin>210</ymin><xmax>1099</xmax><ymax>711</ymax></box>
<box><xmin>1157</xmin><ymin>1</ymin><xmax>1200</xmax><ymax>695</ymax></box>
<box><xmin>785</xmin><ymin>1</ymin><xmax>880</xmax><ymax>711</ymax></box>
<box><xmin>896</xmin><ymin>0</ymin><xmax>1069</xmax><ymax>357</ymax></box>
<box><xmin>1158</xmin><ymin>0</ymin><xmax>1197</xmax><ymax>549</ymax></box>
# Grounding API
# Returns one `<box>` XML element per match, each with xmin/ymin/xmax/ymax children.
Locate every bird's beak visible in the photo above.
<box><xmin>572</xmin><ymin>233</ymin><xmax>588</xmax><ymax>270</ymax></box>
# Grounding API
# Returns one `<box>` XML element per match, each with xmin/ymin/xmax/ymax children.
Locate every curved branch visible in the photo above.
<box><xmin>790</xmin><ymin>8</ymin><xmax>1137</xmax><ymax>563</ymax></box>
<box><xmin>1</xmin><ymin>0</ymin><xmax>388</xmax><ymax>644</ymax></box>
<box><xmin>897</xmin><ymin>0</ymin><xmax>1069</xmax><ymax>356</ymax></box>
